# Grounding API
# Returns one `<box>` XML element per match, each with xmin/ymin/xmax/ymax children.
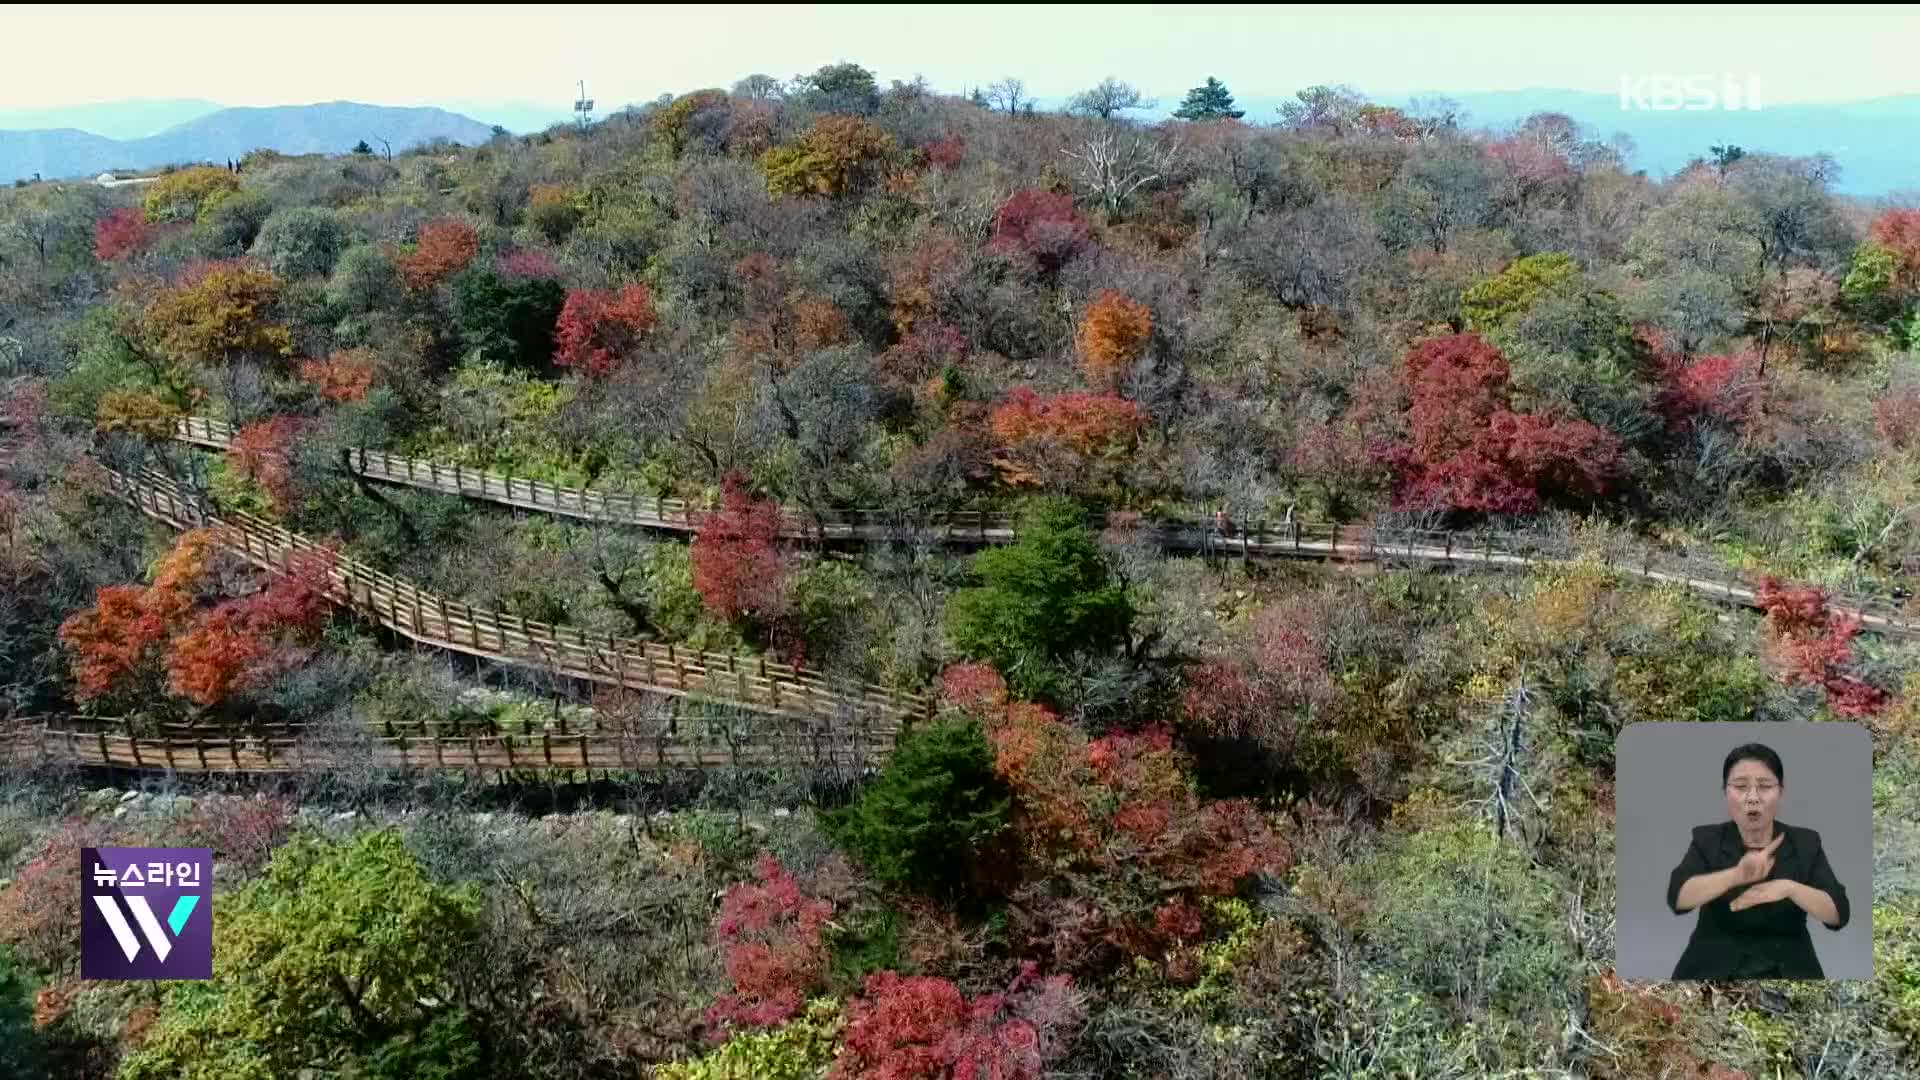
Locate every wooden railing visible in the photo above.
<box><xmin>167</xmin><ymin>416</ymin><xmax>1920</xmax><ymax>638</ymax></box>
<box><xmin>98</xmin><ymin>462</ymin><xmax>935</xmax><ymax>731</ymax></box>
<box><xmin>0</xmin><ymin>715</ymin><xmax>895</xmax><ymax>775</ymax></box>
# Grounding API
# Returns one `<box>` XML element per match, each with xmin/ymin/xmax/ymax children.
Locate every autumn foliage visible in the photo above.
<box><xmin>1654</xmin><ymin>349</ymin><xmax>1765</xmax><ymax>431</ymax></box>
<box><xmin>690</xmin><ymin>469</ymin><xmax>789</xmax><ymax>624</ymax></box>
<box><xmin>705</xmin><ymin>855</ymin><xmax>834</xmax><ymax>1038</ymax></box>
<box><xmin>143</xmin><ymin>259</ymin><xmax>294</xmax><ymax>366</ymax></box>
<box><xmin>166</xmin><ymin>557</ymin><xmax>332</xmax><ymax>706</ymax></box>
<box><xmin>761</xmin><ymin>115</ymin><xmax>898</xmax><ymax>197</ymax></box>
<box><xmin>94</xmin><ymin>206</ymin><xmax>152</xmax><ymax>261</ymax></box>
<box><xmin>830</xmin><ymin>963</ymin><xmax>1083</xmax><ymax>1080</ymax></box>
<box><xmin>1754</xmin><ymin>576</ymin><xmax>1892</xmax><ymax>717</ymax></box>
<box><xmin>298</xmin><ymin>348</ymin><xmax>380</xmax><ymax>403</ymax></box>
<box><xmin>942</xmin><ymin>666</ymin><xmax>1291</xmax><ymax>974</ymax></box>
<box><xmin>0</xmin><ymin>819</ymin><xmax>146</xmax><ymax>975</ymax></box>
<box><xmin>988</xmin><ymin>190</ymin><xmax>1092</xmax><ymax>274</ymax></box>
<box><xmin>1076</xmin><ymin>290</ymin><xmax>1152</xmax><ymax>386</ymax></box>
<box><xmin>59</xmin><ymin>530</ymin><xmax>218</xmax><ymax>701</ymax></box>
<box><xmin>228</xmin><ymin>415</ymin><xmax>305</xmax><ymax>514</ymax></box>
<box><xmin>1876</xmin><ymin>388</ymin><xmax>1920</xmax><ymax>450</ymax></box>
<box><xmin>552</xmin><ymin>283</ymin><xmax>658</xmax><ymax>376</ymax></box>
<box><xmin>1869</xmin><ymin>208</ymin><xmax>1920</xmax><ymax>292</ymax></box>
<box><xmin>397</xmin><ymin>218</ymin><xmax>480</xmax><ymax>290</ymax></box>
<box><xmin>58</xmin><ymin>529</ymin><xmax>334</xmax><ymax>708</ymax></box>
<box><xmin>987</xmin><ymin>388</ymin><xmax>1150</xmax><ymax>489</ymax></box>
<box><xmin>1376</xmin><ymin>333</ymin><xmax>1622</xmax><ymax>514</ymax></box>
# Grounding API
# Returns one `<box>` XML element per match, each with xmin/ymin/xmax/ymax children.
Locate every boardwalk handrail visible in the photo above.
<box><xmin>166</xmin><ymin>416</ymin><xmax>1919</xmax><ymax>638</ymax></box>
<box><xmin>95</xmin><ymin>462</ymin><xmax>934</xmax><ymax>730</ymax></box>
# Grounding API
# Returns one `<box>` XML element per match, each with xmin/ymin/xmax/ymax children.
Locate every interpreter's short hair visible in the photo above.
<box><xmin>1722</xmin><ymin>742</ymin><xmax>1784</xmax><ymax>786</ymax></box>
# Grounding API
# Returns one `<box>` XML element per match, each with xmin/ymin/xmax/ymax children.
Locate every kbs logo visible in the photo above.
<box><xmin>1619</xmin><ymin>74</ymin><xmax>1763</xmax><ymax>112</ymax></box>
<box><xmin>81</xmin><ymin>847</ymin><xmax>211</xmax><ymax>980</ymax></box>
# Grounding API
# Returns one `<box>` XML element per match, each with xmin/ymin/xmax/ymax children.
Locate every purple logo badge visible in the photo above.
<box><xmin>80</xmin><ymin>847</ymin><xmax>211</xmax><ymax>980</ymax></box>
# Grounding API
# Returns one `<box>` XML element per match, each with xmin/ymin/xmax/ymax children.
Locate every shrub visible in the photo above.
<box><xmin>989</xmin><ymin>190</ymin><xmax>1091</xmax><ymax>274</ymax></box>
<box><xmin>1358</xmin><ymin>817</ymin><xmax>1570</xmax><ymax>1015</ymax></box>
<box><xmin>705</xmin><ymin>855</ymin><xmax>834</xmax><ymax>1039</ymax></box>
<box><xmin>824</xmin><ymin>717</ymin><xmax>1012</xmax><ymax>899</ymax></box>
<box><xmin>656</xmin><ymin>999</ymin><xmax>843</xmax><ymax>1080</ymax></box>
<box><xmin>249</xmin><ymin>206</ymin><xmax>345</xmax><ymax>279</ymax></box>
<box><xmin>829</xmin><ymin>964</ymin><xmax>1084</xmax><ymax>1080</ymax></box>
<box><xmin>0</xmin><ymin>819</ymin><xmax>144</xmax><ymax>975</ymax></box>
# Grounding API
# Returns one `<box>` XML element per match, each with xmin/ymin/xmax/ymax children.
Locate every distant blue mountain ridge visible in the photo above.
<box><xmin>0</xmin><ymin>102</ymin><xmax>500</xmax><ymax>183</ymax></box>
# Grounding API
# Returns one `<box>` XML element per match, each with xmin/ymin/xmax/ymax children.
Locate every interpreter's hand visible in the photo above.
<box><xmin>1729</xmin><ymin>879</ymin><xmax>1796</xmax><ymax>912</ymax></box>
<box><xmin>1731</xmin><ymin>832</ymin><xmax>1784</xmax><ymax>886</ymax></box>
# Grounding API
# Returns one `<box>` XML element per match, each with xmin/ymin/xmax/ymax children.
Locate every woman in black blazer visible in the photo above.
<box><xmin>1666</xmin><ymin>743</ymin><xmax>1850</xmax><ymax>979</ymax></box>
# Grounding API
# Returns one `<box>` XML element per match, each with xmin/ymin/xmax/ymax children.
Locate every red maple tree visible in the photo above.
<box><xmin>705</xmin><ymin>854</ymin><xmax>833</xmax><ymax>1039</ymax></box>
<box><xmin>553</xmin><ymin>283</ymin><xmax>658</xmax><ymax>376</ymax></box>
<box><xmin>690</xmin><ymin>469</ymin><xmax>789</xmax><ymax>624</ymax></box>
<box><xmin>228</xmin><ymin>415</ymin><xmax>305</xmax><ymax>515</ymax></box>
<box><xmin>1754</xmin><ymin>575</ymin><xmax>1892</xmax><ymax>717</ymax></box>
<box><xmin>1375</xmin><ymin>334</ymin><xmax>1622</xmax><ymax>514</ymax></box>
<box><xmin>830</xmin><ymin>963</ymin><xmax>1083</xmax><ymax>1080</ymax></box>
<box><xmin>988</xmin><ymin>190</ymin><xmax>1092</xmax><ymax>274</ymax></box>
<box><xmin>1869</xmin><ymin>208</ymin><xmax>1920</xmax><ymax>292</ymax></box>
<box><xmin>165</xmin><ymin>555</ymin><xmax>332</xmax><ymax>706</ymax></box>
<box><xmin>94</xmin><ymin>206</ymin><xmax>151</xmax><ymax>261</ymax></box>
<box><xmin>942</xmin><ymin>666</ymin><xmax>1291</xmax><ymax>973</ymax></box>
<box><xmin>298</xmin><ymin>349</ymin><xmax>379</xmax><ymax>403</ymax></box>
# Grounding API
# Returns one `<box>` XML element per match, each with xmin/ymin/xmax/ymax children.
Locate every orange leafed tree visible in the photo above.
<box><xmin>988</xmin><ymin>387</ymin><xmax>1151</xmax><ymax>490</ymax></box>
<box><xmin>1076</xmin><ymin>290</ymin><xmax>1152</xmax><ymax>386</ymax></box>
<box><xmin>143</xmin><ymin>260</ymin><xmax>293</xmax><ymax>366</ymax></box>
<box><xmin>397</xmin><ymin>218</ymin><xmax>480</xmax><ymax>290</ymax></box>
<box><xmin>165</xmin><ymin>556</ymin><xmax>333</xmax><ymax>706</ymax></box>
<box><xmin>298</xmin><ymin>348</ymin><xmax>379</xmax><ymax>403</ymax></box>
<box><xmin>1869</xmin><ymin>209</ymin><xmax>1920</xmax><ymax>292</ymax></box>
<box><xmin>60</xmin><ymin>530</ymin><xmax>334</xmax><ymax>708</ymax></box>
<box><xmin>59</xmin><ymin>530</ymin><xmax>220</xmax><ymax>701</ymax></box>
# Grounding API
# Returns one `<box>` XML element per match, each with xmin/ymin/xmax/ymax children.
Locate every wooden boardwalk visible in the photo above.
<box><xmin>96</xmin><ymin>462</ymin><xmax>934</xmax><ymax>733</ymax></box>
<box><xmin>170</xmin><ymin>416</ymin><xmax>1920</xmax><ymax>639</ymax></box>
<box><xmin>0</xmin><ymin>715</ymin><xmax>894</xmax><ymax>776</ymax></box>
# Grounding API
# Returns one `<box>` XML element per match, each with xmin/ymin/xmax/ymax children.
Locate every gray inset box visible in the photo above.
<box><xmin>1615</xmin><ymin>722</ymin><xmax>1872</xmax><ymax>981</ymax></box>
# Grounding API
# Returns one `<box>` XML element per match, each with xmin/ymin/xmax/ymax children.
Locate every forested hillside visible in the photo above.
<box><xmin>2</xmin><ymin>65</ymin><xmax>1919</xmax><ymax>1078</ymax></box>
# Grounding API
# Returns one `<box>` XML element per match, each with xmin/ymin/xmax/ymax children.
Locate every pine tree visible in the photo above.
<box><xmin>1172</xmin><ymin>77</ymin><xmax>1244</xmax><ymax>121</ymax></box>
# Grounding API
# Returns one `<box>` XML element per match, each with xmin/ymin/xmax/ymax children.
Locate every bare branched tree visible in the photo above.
<box><xmin>985</xmin><ymin>77</ymin><xmax>1028</xmax><ymax>117</ymax></box>
<box><xmin>1062</xmin><ymin>130</ymin><xmax>1183</xmax><ymax>218</ymax></box>
<box><xmin>1067</xmin><ymin>77</ymin><xmax>1156</xmax><ymax>120</ymax></box>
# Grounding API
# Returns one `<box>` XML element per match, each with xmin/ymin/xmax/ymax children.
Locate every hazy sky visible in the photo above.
<box><xmin>9</xmin><ymin>4</ymin><xmax>1920</xmax><ymax>111</ymax></box>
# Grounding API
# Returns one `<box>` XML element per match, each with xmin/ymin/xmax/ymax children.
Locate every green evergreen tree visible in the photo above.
<box><xmin>452</xmin><ymin>266</ymin><xmax>567</xmax><ymax>370</ymax></box>
<box><xmin>945</xmin><ymin>496</ymin><xmax>1135</xmax><ymax>701</ymax></box>
<box><xmin>1173</xmin><ymin>77</ymin><xmax>1245</xmax><ymax>121</ymax></box>
<box><xmin>351</xmin><ymin>140</ymin><xmax>374</xmax><ymax>155</ymax></box>
<box><xmin>824</xmin><ymin>717</ymin><xmax>1011</xmax><ymax>899</ymax></box>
